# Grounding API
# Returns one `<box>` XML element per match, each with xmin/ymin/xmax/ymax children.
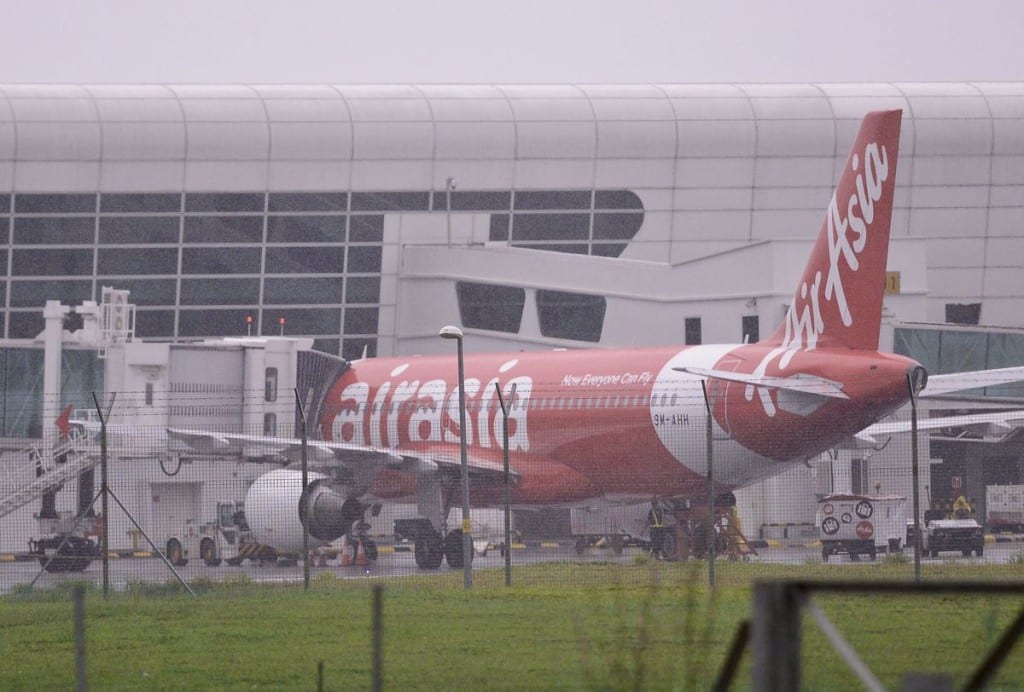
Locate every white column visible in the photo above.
<box><xmin>42</xmin><ymin>300</ymin><xmax>70</xmax><ymax>451</ymax></box>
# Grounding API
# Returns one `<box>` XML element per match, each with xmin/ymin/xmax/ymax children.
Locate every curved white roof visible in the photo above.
<box><xmin>0</xmin><ymin>82</ymin><xmax>1020</xmax><ymax>194</ymax></box>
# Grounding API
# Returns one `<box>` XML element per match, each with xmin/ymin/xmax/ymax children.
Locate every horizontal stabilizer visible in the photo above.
<box><xmin>921</xmin><ymin>366</ymin><xmax>1024</xmax><ymax>398</ymax></box>
<box><xmin>676</xmin><ymin>366</ymin><xmax>849</xmax><ymax>399</ymax></box>
<box><xmin>859</xmin><ymin>410</ymin><xmax>1024</xmax><ymax>442</ymax></box>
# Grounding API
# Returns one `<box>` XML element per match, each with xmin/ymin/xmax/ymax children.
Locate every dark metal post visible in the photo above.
<box><xmin>701</xmin><ymin>380</ymin><xmax>716</xmax><ymax>589</ymax></box>
<box><xmin>372</xmin><ymin>584</ymin><xmax>383</xmax><ymax>692</ymax></box>
<box><xmin>495</xmin><ymin>383</ymin><xmax>512</xmax><ymax>587</ymax></box>
<box><xmin>295</xmin><ymin>390</ymin><xmax>310</xmax><ymax>591</ymax></box>
<box><xmin>73</xmin><ymin>583</ymin><xmax>87</xmax><ymax>692</ymax></box>
<box><xmin>91</xmin><ymin>393</ymin><xmax>109</xmax><ymax>599</ymax></box>
<box><xmin>752</xmin><ymin>582</ymin><xmax>801</xmax><ymax>691</ymax></box>
<box><xmin>907</xmin><ymin>374</ymin><xmax>922</xmax><ymax>582</ymax></box>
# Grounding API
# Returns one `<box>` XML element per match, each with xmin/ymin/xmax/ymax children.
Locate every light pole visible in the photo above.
<box><xmin>439</xmin><ymin>324</ymin><xmax>472</xmax><ymax>589</ymax></box>
<box><xmin>445</xmin><ymin>177</ymin><xmax>456</xmax><ymax>247</ymax></box>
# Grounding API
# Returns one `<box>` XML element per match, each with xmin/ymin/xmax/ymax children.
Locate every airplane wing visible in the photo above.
<box><xmin>921</xmin><ymin>365</ymin><xmax>1024</xmax><ymax>398</ymax></box>
<box><xmin>676</xmin><ymin>366</ymin><xmax>849</xmax><ymax>399</ymax></box>
<box><xmin>165</xmin><ymin>428</ymin><xmax>514</xmax><ymax>482</ymax></box>
<box><xmin>852</xmin><ymin>410</ymin><xmax>1024</xmax><ymax>448</ymax></box>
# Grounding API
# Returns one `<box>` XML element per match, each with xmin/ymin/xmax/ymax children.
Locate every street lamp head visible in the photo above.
<box><xmin>439</xmin><ymin>325</ymin><xmax>464</xmax><ymax>340</ymax></box>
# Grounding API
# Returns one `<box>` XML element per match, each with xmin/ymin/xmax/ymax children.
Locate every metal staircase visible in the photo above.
<box><xmin>0</xmin><ymin>429</ymin><xmax>99</xmax><ymax>519</ymax></box>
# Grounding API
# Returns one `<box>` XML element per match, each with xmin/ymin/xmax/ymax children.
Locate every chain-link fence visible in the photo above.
<box><xmin>2</xmin><ymin>381</ymin><xmax>1022</xmax><ymax>597</ymax></box>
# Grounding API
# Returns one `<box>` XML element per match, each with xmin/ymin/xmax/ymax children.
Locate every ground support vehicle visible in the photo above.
<box><xmin>986</xmin><ymin>485</ymin><xmax>1024</xmax><ymax>533</ymax></box>
<box><xmin>29</xmin><ymin>533</ymin><xmax>99</xmax><ymax>572</ymax></box>
<box><xmin>571</xmin><ymin>504</ymin><xmax>651</xmax><ymax>556</ymax></box>
<box><xmin>922</xmin><ymin>512</ymin><xmax>985</xmax><ymax>557</ymax></box>
<box><xmin>164</xmin><ymin>501</ymin><xmax>276</xmax><ymax>567</ymax></box>
<box><xmin>28</xmin><ymin>512</ymin><xmax>101</xmax><ymax>572</ymax></box>
<box><xmin>817</xmin><ymin>494</ymin><xmax>907</xmax><ymax>562</ymax></box>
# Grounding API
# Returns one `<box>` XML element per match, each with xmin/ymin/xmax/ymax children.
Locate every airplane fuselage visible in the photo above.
<box><xmin>316</xmin><ymin>343</ymin><xmax>923</xmax><ymax>506</ymax></box>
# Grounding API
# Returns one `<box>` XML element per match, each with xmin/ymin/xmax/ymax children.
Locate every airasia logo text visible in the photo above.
<box><xmin>746</xmin><ymin>139</ymin><xmax>889</xmax><ymax>417</ymax></box>
<box><xmin>324</xmin><ymin>368</ymin><xmax>532</xmax><ymax>451</ymax></box>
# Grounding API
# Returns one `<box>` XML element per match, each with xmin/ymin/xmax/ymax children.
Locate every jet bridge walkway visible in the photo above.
<box><xmin>0</xmin><ymin>429</ymin><xmax>99</xmax><ymax>520</ymax></box>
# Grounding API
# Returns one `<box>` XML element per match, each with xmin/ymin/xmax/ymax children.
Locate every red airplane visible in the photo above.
<box><xmin>167</xmin><ymin>110</ymin><xmax>1024</xmax><ymax>568</ymax></box>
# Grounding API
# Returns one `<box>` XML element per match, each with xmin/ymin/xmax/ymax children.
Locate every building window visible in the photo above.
<box><xmin>851</xmin><ymin>458</ymin><xmax>868</xmax><ymax>495</ymax></box>
<box><xmin>145</xmin><ymin>382</ymin><xmax>154</xmax><ymax>406</ymax></box>
<box><xmin>514</xmin><ymin>190</ymin><xmax>591</xmax><ymax>210</ymax></box>
<box><xmin>945</xmin><ymin>303</ymin><xmax>981</xmax><ymax>326</ymax></box>
<box><xmin>181</xmin><ymin>278</ymin><xmax>260</xmax><ymax>306</ymax></box>
<box><xmin>685</xmin><ymin>317</ymin><xmax>702</xmax><ymax>346</ymax></box>
<box><xmin>350</xmin><ymin>191</ymin><xmax>429</xmax><ymax>212</ymax></box>
<box><xmin>267</xmin><ymin>192</ymin><xmax>348</xmax><ymax>212</ymax></box>
<box><xmin>100</xmin><ymin>192</ymin><xmax>181</xmax><ymax>213</ymax></box>
<box><xmin>263</xmin><ymin>412</ymin><xmax>277</xmax><ymax>436</ymax></box>
<box><xmin>267</xmin><ymin>215</ymin><xmax>345</xmax><ymax>243</ymax></box>
<box><xmin>343</xmin><ymin>307</ymin><xmax>379</xmax><ymax>335</ymax></box>
<box><xmin>264</xmin><ymin>277</ymin><xmax>344</xmax><ymax>305</ymax></box>
<box><xmin>742</xmin><ymin>315</ymin><xmax>760</xmax><ymax>344</ymax></box>
<box><xmin>456</xmin><ymin>282</ymin><xmax>525</xmax><ymax>334</ymax></box>
<box><xmin>265</xmin><ymin>368</ymin><xmax>278</xmax><ymax>403</ymax></box>
<box><xmin>536</xmin><ymin>290</ymin><xmax>605</xmax><ymax>343</ymax></box>
<box><xmin>184</xmin><ymin>216</ymin><xmax>263</xmax><ymax>244</ymax></box>
<box><xmin>185</xmin><ymin>192</ymin><xmax>264</xmax><ymax>213</ymax></box>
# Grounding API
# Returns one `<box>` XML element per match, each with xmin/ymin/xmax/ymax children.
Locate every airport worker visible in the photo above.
<box><xmin>952</xmin><ymin>495</ymin><xmax>972</xmax><ymax>519</ymax></box>
<box><xmin>648</xmin><ymin>500</ymin><xmax>666</xmax><ymax>559</ymax></box>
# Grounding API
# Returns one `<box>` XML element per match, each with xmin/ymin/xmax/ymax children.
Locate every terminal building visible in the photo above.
<box><xmin>0</xmin><ymin>82</ymin><xmax>1023</xmax><ymax>551</ymax></box>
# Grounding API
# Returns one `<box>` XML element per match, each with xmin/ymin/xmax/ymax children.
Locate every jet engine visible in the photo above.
<box><xmin>244</xmin><ymin>468</ymin><xmax>354</xmax><ymax>552</ymax></box>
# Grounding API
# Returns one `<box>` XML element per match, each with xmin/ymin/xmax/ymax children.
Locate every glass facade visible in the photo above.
<box><xmin>2</xmin><ymin>191</ymin><xmax>386</xmax><ymax>358</ymax></box>
<box><xmin>894</xmin><ymin>326</ymin><xmax>1024</xmax><ymax>398</ymax></box>
<box><xmin>487</xmin><ymin>189</ymin><xmax>643</xmax><ymax>257</ymax></box>
<box><xmin>0</xmin><ymin>188</ymin><xmax>643</xmax><ymax>355</ymax></box>
<box><xmin>0</xmin><ymin>347</ymin><xmax>102</xmax><ymax>437</ymax></box>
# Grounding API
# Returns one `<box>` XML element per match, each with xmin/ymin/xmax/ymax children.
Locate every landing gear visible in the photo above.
<box><xmin>659</xmin><ymin>525</ymin><xmax>686</xmax><ymax>562</ymax></box>
<box><xmin>414</xmin><ymin>530</ymin><xmax>444</xmax><ymax>569</ymax></box>
<box><xmin>444</xmin><ymin>529</ymin><xmax>473</xmax><ymax>569</ymax></box>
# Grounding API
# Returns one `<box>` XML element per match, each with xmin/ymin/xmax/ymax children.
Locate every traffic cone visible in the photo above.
<box><xmin>355</xmin><ymin>540</ymin><xmax>369</xmax><ymax>567</ymax></box>
<box><xmin>340</xmin><ymin>541</ymin><xmax>354</xmax><ymax>567</ymax></box>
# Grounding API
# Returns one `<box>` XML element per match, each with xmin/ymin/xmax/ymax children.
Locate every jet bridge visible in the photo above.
<box><xmin>0</xmin><ymin>290</ymin><xmax>320</xmax><ymax>555</ymax></box>
<box><xmin>0</xmin><ymin>425</ymin><xmax>99</xmax><ymax>520</ymax></box>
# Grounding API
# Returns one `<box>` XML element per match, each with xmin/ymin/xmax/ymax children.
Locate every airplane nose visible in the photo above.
<box><xmin>907</xmin><ymin>364</ymin><xmax>928</xmax><ymax>396</ymax></box>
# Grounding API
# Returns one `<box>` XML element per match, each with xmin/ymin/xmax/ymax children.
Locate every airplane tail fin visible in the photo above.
<box><xmin>765</xmin><ymin>109</ymin><xmax>902</xmax><ymax>352</ymax></box>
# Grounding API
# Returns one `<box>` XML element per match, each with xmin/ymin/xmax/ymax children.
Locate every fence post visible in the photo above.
<box><xmin>907</xmin><ymin>374</ymin><xmax>922</xmax><ymax>583</ymax></box>
<box><xmin>91</xmin><ymin>392</ymin><xmax>109</xmax><ymax>599</ymax></box>
<box><xmin>73</xmin><ymin>583</ymin><xmax>87</xmax><ymax>692</ymax></box>
<box><xmin>372</xmin><ymin>584</ymin><xmax>383</xmax><ymax>692</ymax></box>
<box><xmin>494</xmin><ymin>383</ymin><xmax>512</xmax><ymax>587</ymax></box>
<box><xmin>701</xmin><ymin>381</ymin><xmax>715</xmax><ymax>590</ymax></box>
<box><xmin>295</xmin><ymin>390</ymin><xmax>310</xmax><ymax>592</ymax></box>
<box><xmin>752</xmin><ymin>582</ymin><xmax>801</xmax><ymax>691</ymax></box>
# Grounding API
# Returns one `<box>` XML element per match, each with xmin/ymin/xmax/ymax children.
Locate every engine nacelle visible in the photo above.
<box><xmin>245</xmin><ymin>469</ymin><xmax>353</xmax><ymax>552</ymax></box>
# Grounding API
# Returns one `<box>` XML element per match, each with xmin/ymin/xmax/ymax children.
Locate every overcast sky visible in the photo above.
<box><xmin>3</xmin><ymin>0</ymin><xmax>1024</xmax><ymax>84</ymax></box>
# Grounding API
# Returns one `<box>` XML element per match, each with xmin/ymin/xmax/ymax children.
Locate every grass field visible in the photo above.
<box><xmin>2</xmin><ymin>560</ymin><xmax>1023</xmax><ymax>690</ymax></box>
